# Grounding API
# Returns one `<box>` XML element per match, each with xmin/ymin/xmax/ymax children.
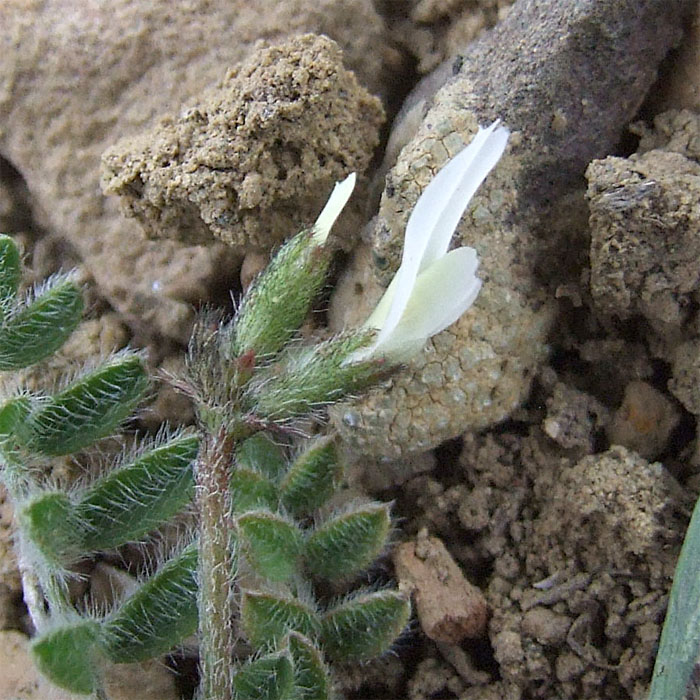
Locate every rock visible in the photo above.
<box><xmin>385</xmin><ymin>0</ymin><xmax>516</xmax><ymax>76</ymax></box>
<box><xmin>587</xmin><ymin>148</ymin><xmax>700</xmax><ymax>327</ymax></box>
<box><xmin>534</xmin><ymin>446</ymin><xmax>679</xmax><ymax>570</ymax></box>
<box><xmin>102</xmin><ymin>35</ymin><xmax>384</xmax><ymax>250</ymax></box>
<box><xmin>669</xmin><ymin>338</ymin><xmax>700</xmax><ymax>414</ymax></box>
<box><xmin>456</xmin><ymin>431</ymin><xmax>684</xmax><ymax>698</ymax></box>
<box><xmin>608</xmin><ymin>380</ymin><xmax>680</xmax><ymax>459</ymax></box>
<box><xmin>331</xmin><ymin>0</ymin><xmax>690</xmax><ymax>458</ymax></box>
<box><xmin>394</xmin><ymin>529</ymin><xmax>488</xmax><ymax>643</ymax></box>
<box><xmin>521</xmin><ymin>607</ymin><xmax>571</xmax><ymax>646</ymax></box>
<box><xmin>646</xmin><ymin>3</ymin><xmax>700</xmax><ymax>112</ymax></box>
<box><xmin>0</xmin><ymin>0</ymin><xmax>392</xmax><ymax>340</ymax></box>
<box><xmin>543</xmin><ymin>382</ymin><xmax>609</xmax><ymax>454</ymax></box>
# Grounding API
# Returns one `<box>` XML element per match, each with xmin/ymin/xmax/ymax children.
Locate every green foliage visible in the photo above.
<box><xmin>246</xmin><ymin>330</ymin><xmax>382</xmax><ymax>421</ymax></box>
<box><xmin>0</xmin><ymin>276</ymin><xmax>83</xmax><ymax>371</ymax></box>
<box><xmin>230</xmin><ymin>229</ymin><xmax>332</xmax><ymax>360</ymax></box>
<box><xmin>32</xmin><ymin>621</ymin><xmax>102</xmax><ymax>695</ymax></box>
<box><xmin>0</xmin><ymin>208</ymin><xmax>410</xmax><ymax>700</ymax></box>
<box><xmin>15</xmin><ymin>354</ymin><xmax>149</xmax><ymax>456</ymax></box>
<box><xmin>19</xmin><ymin>492</ymin><xmax>80</xmax><ymax>564</ymax></box>
<box><xmin>649</xmin><ymin>494</ymin><xmax>700</xmax><ymax>699</ymax></box>
<box><xmin>241</xmin><ymin>591</ymin><xmax>320</xmax><ymax>649</ymax></box>
<box><xmin>0</xmin><ymin>233</ymin><xmax>21</xmax><ymax>305</ymax></box>
<box><xmin>279</xmin><ymin>437</ymin><xmax>340</xmax><ymax>516</ymax></box>
<box><xmin>320</xmin><ymin>590</ymin><xmax>410</xmax><ymax>662</ymax></box>
<box><xmin>77</xmin><ymin>433</ymin><xmax>197</xmax><ymax>550</ymax></box>
<box><xmin>286</xmin><ymin>633</ymin><xmax>331</xmax><ymax>700</ymax></box>
<box><xmin>101</xmin><ymin>543</ymin><xmax>199</xmax><ymax>663</ymax></box>
<box><xmin>233</xmin><ymin>651</ymin><xmax>295</xmax><ymax>700</ymax></box>
<box><xmin>304</xmin><ymin>503</ymin><xmax>391</xmax><ymax>581</ymax></box>
<box><xmin>237</xmin><ymin>511</ymin><xmax>303</xmax><ymax>582</ymax></box>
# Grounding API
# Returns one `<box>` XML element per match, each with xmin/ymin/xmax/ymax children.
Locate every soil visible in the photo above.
<box><xmin>1</xmin><ymin>1</ymin><xmax>700</xmax><ymax>699</ymax></box>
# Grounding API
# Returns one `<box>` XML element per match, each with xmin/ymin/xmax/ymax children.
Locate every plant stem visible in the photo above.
<box><xmin>195</xmin><ymin>427</ymin><xmax>237</xmax><ymax>700</ymax></box>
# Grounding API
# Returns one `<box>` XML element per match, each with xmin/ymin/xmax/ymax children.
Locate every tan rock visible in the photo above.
<box><xmin>394</xmin><ymin>529</ymin><xmax>488</xmax><ymax>643</ymax></box>
<box><xmin>102</xmin><ymin>35</ymin><xmax>384</xmax><ymax>250</ymax></box>
<box><xmin>331</xmin><ymin>0</ymin><xmax>685</xmax><ymax>458</ymax></box>
<box><xmin>608</xmin><ymin>381</ymin><xmax>680</xmax><ymax>459</ymax></box>
<box><xmin>0</xmin><ymin>0</ymin><xmax>391</xmax><ymax>341</ymax></box>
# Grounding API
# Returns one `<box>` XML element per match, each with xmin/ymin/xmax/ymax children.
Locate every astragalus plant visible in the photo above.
<box><xmin>0</xmin><ymin>120</ymin><xmax>508</xmax><ymax>700</ymax></box>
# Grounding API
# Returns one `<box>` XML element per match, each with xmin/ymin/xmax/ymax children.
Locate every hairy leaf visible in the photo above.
<box><xmin>233</xmin><ymin>651</ymin><xmax>295</xmax><ymax>700</ymax></box>
<box><xmin>242</xmin><ymin>591</ymin><xmax>319</xmax><ymax>650</ymax></box>
<box><xmin>305</xmin><ymin>503</ymin><xmax>390</xmax><ymax>581</ymax></box>
<box><xmin>77</xmin><ymin>434</ymin><xmax>198</xmax><ymax>550</ymax></box>
<box><xmin>279</xmin><ymin>437</ymin><xmax>340</xmax><ymax>516</ymax></box>
<box><xmin>18</xmin><ymin>355</ymin><xmax>148</xmax><ymax>455</ymax></box>
<box><xmin>32</xmin><ymin>621</ymin><xmax>101</xmax><ymax>695</ymax></box>
<box><xmin>237</xmin><ymin>511</ymin><xmax>302</xmax><ymax>582</ymax></box>
<box><xmin>0</xmin><ymin>234</ymin><xmax>21</xmax><ymax>305</ymax></box>
<box><xmin>101</xmin><ymin>543</ymin><xmax>198</xmax><ymax>663</ymax></box>
<box><xmin>0</xmin><ymin>277</ymin><xmax>83</xmax><ymax>371</ymax></box>
<box><xmin>320</xmin><ymin>590</ymin><xmax>410</xmax><ymax>662</ymax></box>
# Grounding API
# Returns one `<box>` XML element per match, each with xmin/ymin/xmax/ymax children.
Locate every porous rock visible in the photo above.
<box><xmin>0</xmin><ymin>0</ymin><xmax>391</xmax><ymax>340</ymax></box>
<box><xmin>542</xmin><ymin>382</ymin><xmax>609</xmax><ymax>454</ymax></box>
<box><xmin>453</xmin><ymin>433</ymin><xmax>684</xmax><ymax>698</ymax></box>
<box><xmin>331</xmin><ymin>0</ymin><xmax>690</xmax><ymax>458</ymax></box>
<box><xmin>102</xmin><ymin>35</ymin><xmax>384</xmax><ymax>250</ymax></box>
<box><xmin>587</xmin><ymin>148</ymin><xmax>700</xmax><ymax>326</ymax></box>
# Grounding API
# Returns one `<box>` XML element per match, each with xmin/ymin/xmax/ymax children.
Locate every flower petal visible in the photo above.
<box><xmin>375</xmin><ymin>121</ymin><xmax>508</xmax><ymax>350</ymax></box>
<box><xmin>414</xmin><ymin>121</ymin><xmax>509</xmax><ymax>271</ymax></box>
<box><xmin>312</xmin><ymin>173</ymin><xmax>357</xmax><ymax>244</ymax></box>
<box><xmin>358</xmin><ymin>246</ymin><xmax>481</xmax><ymax>363</ymax></box>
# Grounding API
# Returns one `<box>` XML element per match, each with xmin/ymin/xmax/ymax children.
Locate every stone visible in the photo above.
<box><xmin>394</xmin><ymin>530</ymin><xmax>488</xmax><ymax>643</ymax></box>
<box><xmin>0</xmin><ymin>0</ymin><xmax>392</xmax><ymax>341</ymax></box>
<box><xmin>331</xmin><ymin>0</ymin><xmax>690</xmax><ymax>457</ymax></box>
<box><xmin>608</xmin><ymin>380</ymin><xmax>680</xmax><ymax>459</ymax></box>
<box><xmin>587</xmin><ymin>148</ymin><xmax>700</xmax><ymax>327</ymax></box>
<box><xmin>102</xmin><ymin>35</ymin><xmax>384</xmax><ymax>250</ymax></box>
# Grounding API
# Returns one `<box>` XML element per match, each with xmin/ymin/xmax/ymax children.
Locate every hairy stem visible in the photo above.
<box><xmin>195</xmin><ymin>428</ymin><xmax>237</xmax><ymax>700</ymax></box>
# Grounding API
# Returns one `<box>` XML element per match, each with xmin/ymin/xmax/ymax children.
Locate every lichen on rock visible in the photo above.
<box><xmin>102</xmin><ymin>34</ymin><xmax>384</xmax><ymax>250</ymax></box>
<box><xmin>331</xmin><ymin>0</ymin><xmax>686</xmax><ymax>458</ymax></box>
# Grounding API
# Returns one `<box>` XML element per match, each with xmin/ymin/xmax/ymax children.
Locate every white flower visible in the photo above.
<box><xmin>312</xmin><ymin>172</ymin><xmax>357</xmax><ymax>244</ymax></box>
<box><xmin>350</xmin><ymin>120</ymin><xmax>510</xmax><ymax>363</ymax></box>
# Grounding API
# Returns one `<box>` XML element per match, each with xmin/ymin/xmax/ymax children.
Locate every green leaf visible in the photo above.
<box><xmin>320</xmin><ymin>589</ymin><xmax>410</xmax><ymax>662</ymax></box>
<box><xmin>100</xmin><ymin>543</ymin><xmax>198</xmax><ymax>663</ymax></box>
<box><xmin>0</xmin><ymin>395</ymin><xmax>30</xmax><ymax>440</ymax></box>
<box><xmin>233</xmin><ymin>651</ymin><xmax>295</xmax><ymax>700</ymax></box>
<box><xmin>649</xmin><ymin>494</ymin><xmax>700</xmax><ymax>698</ymax></box>
<box><xmin>241</xmin><ymin>591</ymin><xmax>319</xmax><ymax>650</ymax></box>
<box><xmin>77</xmin><ymin>434</ymin><xmax>198</xmax><ymax>550</ymax></box>
<box><xmin>0</xmin><ymin>234</ymin><xmax>21</xmax><ymax>305</ymax></box>
<box><xmin>18</xmin><ymin>354</ymin><xmax>148</xmax><ymax>456</ymax></box>
<box><xmin>279</xmin><ymin>437</ymin><xmax>341</xmax><ymax>516</ymax></box>
<box><xmin>237</xmin><ymin>511</ymin><xmax>302</xmax><ymax>582</ymax></box>
<box><xmin>32</xmin><ymin>620</ymin><xmax>101</xmax><ymax>695</ymax></box>
<box><xmin>286</xmin><ymin>632</ymin><xmax>331</xmax><ymax>700</ymax></box>
<box><xmin>304</xmin><ymin>503</ymin><xmax>390</xmax><ymax>581</ymax></box>
<box><xmin>231</xmin><ymin>468</ymin><xmax>278</xmax><ymax>513</ymax></box>
<box><xmin>19</xmin><ymin>492</ymin><xmax>80</xmax><ymax>564</ymax></box>
<box><xmin>248</xmin><ymin>330</ymin><xmax>383</xmax><ymax>422</ymax></box>
<box><xmin>0</xmin><ymin>277</ymin><xmax>83</xmax><ymax>370</ymax></box>
<box><xmin>231</xmin><ymin>229</ymin><xmax>332</xmax><ymax>360</ymax></box>
<box><xmin>236</xmin><ymin>432</ymin><xmax>287</xmax><ymax>482</ymax></box>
